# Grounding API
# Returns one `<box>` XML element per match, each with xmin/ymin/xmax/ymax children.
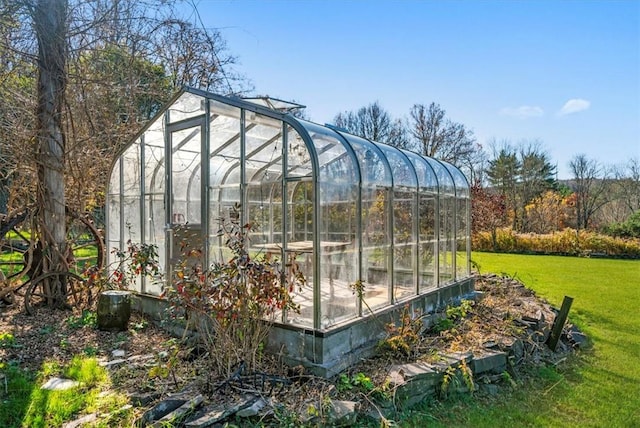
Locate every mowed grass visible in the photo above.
<box><xmin>416</xmin><ymin>253</ymin><xmax>639</xmax><ymax>427</ymax></box>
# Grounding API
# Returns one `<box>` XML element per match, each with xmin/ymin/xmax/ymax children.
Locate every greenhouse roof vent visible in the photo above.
<box><xmin>241</xmin><ymin>95</ymin><xmax>305</xmax><ymax>113</ymax></box>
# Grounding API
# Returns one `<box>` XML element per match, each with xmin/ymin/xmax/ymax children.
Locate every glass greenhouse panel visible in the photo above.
<box><xmin>418</xmin><ymin>195</ymin><xmax>437</xmax><ymax>291</ymax></box>
<box><xmin>107</xmin><ymin>160</ymin><xmax>121</xmax><ymax>253</ymax></box>
<box><xmin>286</xmin><ymin>181</ymin><xmax>314</xmax><ymax>328</ymax></box>
<box><xmin>144</xmin><ymin>194</ymin><xmax>165</xmax><ymax>295</ymax></box>
<box><xmin>287</xmin><ymin>127</ymin><xmax>313</xmax><ymax>178</ymax></box>
<box><xmin>122</xmin><ymin>143</ymin><xmax>141</xmax><ymax>198</ymax></box>
<box><xmin>361</xmin><ymin>187</ymin><xmax>391</xmax><ymax>310</ymax></box>
<box><xmin>171</xmin><ymin>127</ymin><xmax>202</xmax><ymax>225</ymax></box>
<box><xmin>208</xmin><ymin>101</ymin><xmax>241</xmax><ymax>264</ymax></box>
<box><xmin>403</xmin><ymin>151</ymin><xmax>438</xmax><ymax>192</ymax></box>
<box><xmin>168</xmin><ymin>92</ymin><xmax>205</xmax><ymax>123</ymax></box>
<box><xmin>343</xmin><ymin>134</ymin><xmax>392</xmax><ymax>186</ymax></box>
<box><xmin>374</xmin><ymin>143</ymin><xmax>417</xmax><ymax>188</ymax></box>
<box><xmin>442</xmin><ymin>162</ymin><xmax>470</xmax><ymax>278</ymax></box>
<box><xmin>393</xmin><ymin>189</ymin><xmax>417</xmax><ymax>301</ymax></box>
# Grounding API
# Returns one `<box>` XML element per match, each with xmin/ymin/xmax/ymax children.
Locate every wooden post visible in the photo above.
<box><xmin>547</xmin><ymin>296</ymin><xmax>574</xmax><ymax>351</ymax></box>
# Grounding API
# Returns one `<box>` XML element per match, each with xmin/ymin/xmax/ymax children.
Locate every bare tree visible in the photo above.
<box><xmin>333</xmin><ymin>101</ymin><xmax>409</xmax><ymax>147</ymax></box>
<box><xmin>408</xmin><ymin>102</ymin><xmax>476</xmax><ymax>165</ymax></box>
<box><xmin>569</xmin><ymin>154</ymin><xmax>609</xmax><ymax>230</ymax></box>
<box><xmin>614</xmin><ymin>157</ymin><xmax>640</xmax><ymax>214</ymax></box>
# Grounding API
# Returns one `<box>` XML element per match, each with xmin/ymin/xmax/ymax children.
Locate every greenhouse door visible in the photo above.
<box><xmin>167</xmin><ymin>118</ymin><xmax>206</xmax><ymax>277</ymax></box>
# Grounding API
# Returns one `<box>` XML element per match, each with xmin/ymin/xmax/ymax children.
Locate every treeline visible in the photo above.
<box><xmin>328</xmin><ymin>102</ymin><xmax>640</xmax><ymax>254</ymax></box>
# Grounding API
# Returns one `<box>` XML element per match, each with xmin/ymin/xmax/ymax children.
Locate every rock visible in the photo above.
<box><xmin>151</xmin><ymin>395</ymin><xmax>204</xmax><ymax>427</ymax></box>
<box><xmin>566</xmin><ymin>327</ymin><xmax>588</xmax><ymax>349</ymax></box>
<box><xmin>140</xmin><ymin>398</ymin><xmax>187</xmax><ymax>425</ymax></box>
<box><xmin>502</xmin><ymin>338</ymin><xmax>524</xmax><ymax>364</ymax></box>
<box><xmin>112</xmin><ymin>349</ymin><xmax>126</xmax><ymax>358</ymax></box>
<box><xmin>387</xmin><ymin>362</ymin><xmax>442</xmax><ymax>409</ymax></box>
<box><xmin>62</xmin><ymin>413</ymin><xmax>97</xmax><ymax>428</ymax></box>
<box><xmin>236</xmin><ymin>397</ymin><xmax>267</xmax><ymax>417</ymax></box>
<box><xmin>328</xmin><ymin>400</ymin><xmax>359</xmax><ymax>426</ymax></box>
<box><xmin>471</xmin><ymin>350</ymin><xmax>507</xmax><ymax>375</ymax></box>
<box><xmin>99</xmin><ymin>358</ymin><xmax>127</xmax><ymax>369</ymax></box>
<box><xmin>185</xmin><ymin>399</ymin><xmax>255</xmax><ymax>427</ymax></box>
<box><xmin>480</xmin><ymin>384</ymin><xmax>500</xmax><ymax>396</ymax></box>
<box><xmin>41</xmin><ymin>377</ymin><xmax>79</xmax><ymax>391</ymax></box>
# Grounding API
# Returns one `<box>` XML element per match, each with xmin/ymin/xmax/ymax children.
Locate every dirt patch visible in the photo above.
<box><xmin>0</xmin><ymin>274</ymin><xmax>584</xmax><ymax>425</ymax></box>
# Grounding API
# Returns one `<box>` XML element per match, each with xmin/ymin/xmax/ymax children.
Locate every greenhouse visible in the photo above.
<box><xmin>106</xmin><ymin>87</ymin><xmax>474</xmax><ymax>374</ymax></box>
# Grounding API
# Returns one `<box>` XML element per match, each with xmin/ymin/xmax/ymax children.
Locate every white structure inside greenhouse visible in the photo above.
<box><xmin>106</xmin><ymin>88</ymin><xmax>474</xmax><ymax>375</ymax></box>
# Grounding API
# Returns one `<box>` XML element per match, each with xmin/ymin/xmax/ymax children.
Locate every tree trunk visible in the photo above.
<box><xmin>33</xmin><ymin>0</ymin><xmax>69</xmax><ymax>307</ymax></box>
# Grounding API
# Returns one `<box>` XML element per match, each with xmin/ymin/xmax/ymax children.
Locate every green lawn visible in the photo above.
<box><xmin>410</xmin><ymin>253</ymin><xmax>640</xmax><ymax>427</ymax></box>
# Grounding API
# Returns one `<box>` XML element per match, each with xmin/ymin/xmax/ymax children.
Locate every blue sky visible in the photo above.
<box><xmin>194</xmin><ymin>0</ymin><xmax>639</xmax><ymax>179</ymax></box>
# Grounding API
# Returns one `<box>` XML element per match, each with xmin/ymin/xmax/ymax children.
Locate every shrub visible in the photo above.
<box><xmin>472</xmin><ymin>227</ymin><xmax>640</xmax><ymax>258</ymax></box>
<box><xmin>378</xmin><ymin>305</ymin><xmax>423</xmax><ymax>358</ymax></box>
<box><xmin>604</xmin><ymin>210</ymin><xmax>640</xmax><ymax>238</ymax></box>
<box><xmin>164</xmin><ymin>204</ymin><xmax>305</xmax><ymax>378</ymax></box>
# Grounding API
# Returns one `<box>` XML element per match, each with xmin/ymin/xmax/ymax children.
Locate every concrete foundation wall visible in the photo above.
<box><xmin>266</xmin><ymin>277</ymin><xmax>475</xmax><ymax>377</ymax></box>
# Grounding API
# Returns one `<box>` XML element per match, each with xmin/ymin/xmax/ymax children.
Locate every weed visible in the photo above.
<box><xmin>66</xmin><ymin>310</ymin><xmax>97</xmax><ymax>329</ymax></box>
<box><xmin>130</xmin><ymin>319</ymin><xmax>148</xmax><ymax>331</ymax></box>
<box><xmin>433</xmin><ymin>299</ymin><xmax>474</xmax><ymax>333</ymax></box>
<box><xmin>337</xmin><ymin>373</ymin><xmax>353</xmax><ymax>392</ymax></box>
<box><xmin>501</xmin><ymin>370</ymin><xmax>517</xmax><ymax>388</ymax></box>
<box><xmin>440</xmin><ymin>365</ymin><xmax>458</xmax><ymax>397</ymax></box>
<box><xmin>0</xmin><ymin>332</ymin><xmax>20</xmax><ymax>349</ymax></box>
<box><xmin>459</xmin><ymin>359</ymin><xmax>475</xmax><ymax>392</ymax></box>
<box><xmin>379</xmin><ymin>305</ymin><xmax>423</xmax><ymax>357</ymax></box>
<box><xmin>83</xmin><ymin>346</ymin><xmax>98</xmax><ymax>357</ymax></box>
<box><xmin>352</xmin><ymin>372</ymin><xmax>375</xmax><ymax>392</ymax></box>
<box><xmin>272</xmin><ymin>403</ymin><xmax>303</xmax><ymax>428</ymax></box>
<box><xmin>148</xmin><ymin>339</ymin><xmax>181</xmax><ymax>388</ymax></box>
<box><xmin>38</xmin><ymin>325</ymin><xmax>54</xmax><ymax>335</ymax></box>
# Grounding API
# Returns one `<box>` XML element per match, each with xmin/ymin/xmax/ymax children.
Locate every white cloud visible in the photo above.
<box><xmin>558</xmin><ymin>98</ymin><xmax>591</xmax><ymax>116</ymax></box>
<box><xmin>499</xmin><ymin>105</ymin><xmax>544</xmax><ymax>119</ymax></box>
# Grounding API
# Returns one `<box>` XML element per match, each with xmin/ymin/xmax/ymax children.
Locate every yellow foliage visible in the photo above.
<box><xmin>472</xmin><ymin>228</ymin><xmax>640</xmax><ymax>257</ymax></box>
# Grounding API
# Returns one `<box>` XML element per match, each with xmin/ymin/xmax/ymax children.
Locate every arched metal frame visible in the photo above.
<box><xmin>106</xmin><ymin>87</ymin><xmax>471</xmax><ymax>331</ymax></box>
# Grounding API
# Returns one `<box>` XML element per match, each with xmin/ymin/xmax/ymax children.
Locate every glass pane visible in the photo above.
<box><xmin>393</xmin><ymin>190</ymin><xmax>416</xmax><ymax>301</ymax></box>
<box><xmin>318</xmin><ymin>183</ymin><xmax>358</xmax><ymax>328</ymax></box>
<box><xmin>404</xmin><ymin>151</ymin><xmax>438</xmax><ymax>192</ymax></box>
<box><xmin>171</xmin><ymin>127</ymin><xmax>201</xmax><ymax>225</ymax></box>
<box><xmin>106</xmin><ymin>193</ymin><xmax>120</xmax><ymax>261</ymax></box>
<box><xmin>286</xmin><ymin>181</ymin><xmax>314</xmax><ymax>328</ymax></box>
<box><xmin>286</xmin><ymin>127</ymin><xmax>312</xmax><ymax>178</ymax></box>
<box><xmin>168</xmin><ymin>92</ymin><xmax>204</xmax><ymax>123</ymax></box>
<box><xmin>344</xmin><ymin>134</ymin><xmax>392</xmax><ymax>186</ymax></box>
<box><xmin>439</xmin><ymin>196</ymin><xmax>455</xmax><ymax>283</ymax></box>
<box><xmin>375</xmin><ymin>143</ymin><xmax>417</xmax><ymax>188</ymax></box>
<box><xmin>208</xmin><ymin>102</ymin><xmax>241</xmax><ymax>264</ymax></box>
<box><xmin>145</xmin><ymin>194</ymin><xmax>165</xmax><ymax>296</ymax></box>
<box><xmin>122</xmin><ymin>144</ymin><xmax>141</xmax><ymax>197</ymax></box>
<box><xmin>419</xmin><ymin>196</ymin><xmax>437</xmax><ymax>291</ymax></box>
<box><xmin>144</xmin><ymin>122</ymin><xmax>165</xmax><ymax>197</ymax></box>
<box><xmin>362</xmin><ymin>187</ymin><xmax>390</xmax><ymax>311</ymax></box>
